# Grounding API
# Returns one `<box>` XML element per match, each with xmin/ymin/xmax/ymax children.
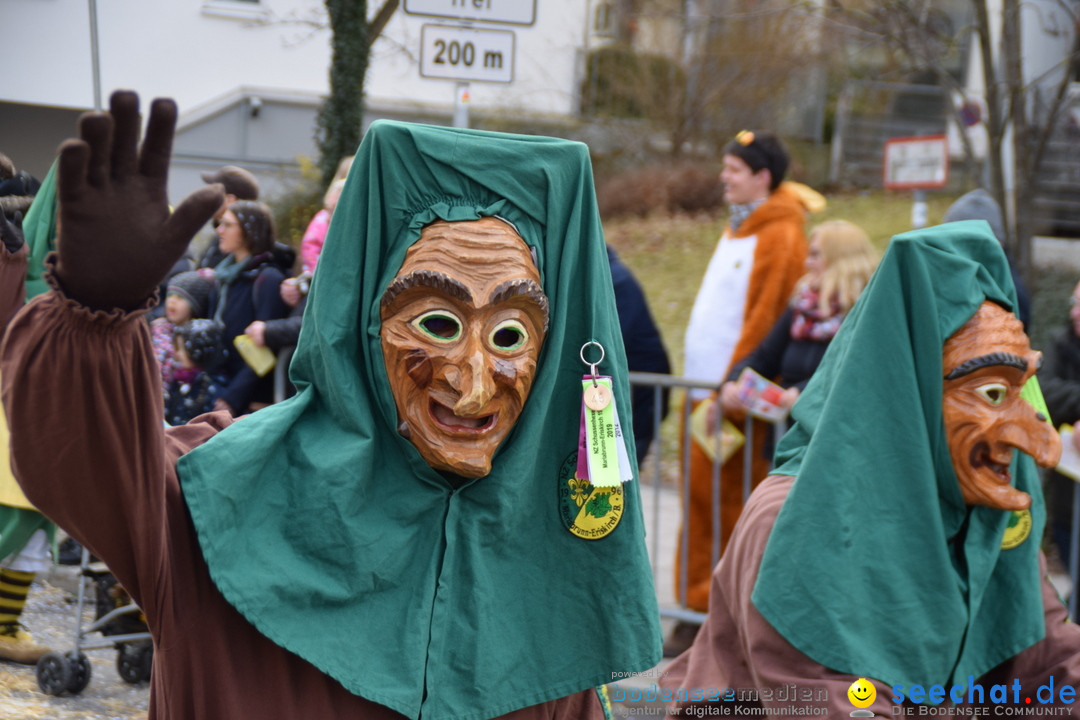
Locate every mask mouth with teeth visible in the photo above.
<box><xmin>379</xmin><ymin>217</ymin><xmax>549</xmax><ymax>480</ymax></box>
<box><xmin>942</xmin><ymin>301</ymin><xmax>1061</xmax><ymax>511</ymax></box>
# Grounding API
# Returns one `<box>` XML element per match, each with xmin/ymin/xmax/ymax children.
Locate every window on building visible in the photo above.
<box><xmin>594</xmin><ymin>1</ymin><xmax>614</xmax><ymax>38</ymax></box>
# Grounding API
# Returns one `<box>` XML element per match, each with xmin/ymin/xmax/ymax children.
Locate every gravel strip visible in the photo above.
<box><xmin>0</xmin><ymin>572</ymin><xmax>150</xmax><ymax>720</ymax></box>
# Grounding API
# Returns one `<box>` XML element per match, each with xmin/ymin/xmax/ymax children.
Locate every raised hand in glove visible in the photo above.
<box><xmin>53</xmin><ymin>90</ymin><xmax>224</xmax><ymax>312</ymax></box>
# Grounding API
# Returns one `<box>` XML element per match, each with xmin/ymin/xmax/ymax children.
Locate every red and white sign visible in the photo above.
<box><xmin>883</xmin><ymin>135</ymin><xmax>949</xmax><ymax>190</ymax></box>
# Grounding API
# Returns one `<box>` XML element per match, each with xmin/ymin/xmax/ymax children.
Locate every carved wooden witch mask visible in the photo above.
<box><xmin>942</xmin><ymin>301</ymin><xmax>1061</xmax><ymax>511</ymax></box>
<box><xmin>379</xmin><ymin>217</ymin><xmax>550</xmax><ymax>479</ymax></box>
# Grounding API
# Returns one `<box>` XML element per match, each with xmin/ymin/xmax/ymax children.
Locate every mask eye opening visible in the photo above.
<box><xmin>413</xmin><ymin>311</ymin><xmax>462</xmax><ymax>342</ymax></box>
<box><xmin>489</xmin><ymin>319</ymin><xmax>528</xmax><ymax>352</ymax></box>
<box><xmin>975</xmin><ymin>383</ymin><xmax>1008</xmax><ymax>407</ymax></box>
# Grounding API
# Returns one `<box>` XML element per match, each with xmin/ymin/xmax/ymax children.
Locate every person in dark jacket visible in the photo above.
<box><xmin>1037</xmin><ymin>278</ymin><xmax>1080</xmax><ymax>564</ymax></box>
<box><xmin>243</xmin><ymin>273</ymin><xmax>309</xmax><ymax>400</ymax></box>
<box><xmin>606</xmin><ymin>245</ymin><xmax>671</xmax><ymax>464</ymax></box>
<box><xmin>1042</xmin><ymin>280</ymin><xmax>1080</xmax><ymax>423</ymax></box>
<box><xmin>164</xmin><ymin>319</ymin><xmax>228</xmax><ymax>426</ymax></box>
<box><xmin>208</xmin><ymin>200</ymin><xmax>289</xmax><ymax>414</ymax></box>
<box><xmin>943</xmin><ymin>188</ymin><xmax>1031</xmax><ymax>331</ymax></box>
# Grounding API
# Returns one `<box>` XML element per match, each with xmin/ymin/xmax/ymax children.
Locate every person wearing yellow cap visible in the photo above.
<box><xmin>670</xmin><ymin>129</ymin><xmax>820</xmax><ymax>654</ymax></box>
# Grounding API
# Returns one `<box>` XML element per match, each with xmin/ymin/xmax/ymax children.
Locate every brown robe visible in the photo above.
<box><xmin>663</xmin><ymin>474</ymin><xmax>1080</xmax><ymax>715</ymax></box>
<box><xmin>0</xmin><ymin>249</ymin><xmax>606</xmax><ymax>719</ymax></box>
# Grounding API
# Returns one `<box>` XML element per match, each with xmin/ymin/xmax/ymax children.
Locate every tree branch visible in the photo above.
<box><xmin>368</xmin><ymin>0</ymin><xmax>399</xmax><ymax>41</ymax></box>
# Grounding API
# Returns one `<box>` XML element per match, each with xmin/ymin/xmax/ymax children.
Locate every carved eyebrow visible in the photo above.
<box><xmin>381</xmin><ymin>270</ymin><xmax>473</xmax><ymax>312</ymax></box>
<box><xmin>489</xmin><ymin>278</ymin><xmax>550</xmax><ymax>332</ymax></box>
<box><xmin>945</xmin><ymin>352</ymin><xmax>1029</xmax><ymax>380</ymax></box>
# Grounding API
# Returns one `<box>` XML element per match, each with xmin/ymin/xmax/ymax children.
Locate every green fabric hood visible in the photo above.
<box><xmin>178</xmin><ymin>120</ymin><xmax>661</xmax><ymax>719</ymax></box>
<box><xmin>752</xmin><ymin>221</ymin><xmax>1046</xmax><ymax>691</ymax></box>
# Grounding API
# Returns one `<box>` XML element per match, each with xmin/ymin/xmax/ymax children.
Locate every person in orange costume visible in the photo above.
<box><xmin>670</xmin><ymin>130</ymin><xmax>817</xmax><ymax>653</ymax></box>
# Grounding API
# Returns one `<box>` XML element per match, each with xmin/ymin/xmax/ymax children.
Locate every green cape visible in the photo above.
<box><xmin>0</xmin><ymin>161</ymin><xmax>58</xmax><ymax>559</ymax></box>
<box><xmin>752</xmin><ymin>221</ymin><xmax>1046</xmax><ymax>691</ymax></box>
<box><xmin>178</xmin><ymin>121</ymin><xmax>661</xmax><ymax>719</ymax></box>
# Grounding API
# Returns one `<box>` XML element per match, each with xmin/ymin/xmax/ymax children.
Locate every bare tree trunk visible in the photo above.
<box><xmin>972</xmin><ymin>0</ymin><xmax>1008</xmax><ymax>222</ymax></box>
<box><xmin>1001</xmin><ymin>0</ymin><xmax>1035</xmax><ymax>279</ymax></box>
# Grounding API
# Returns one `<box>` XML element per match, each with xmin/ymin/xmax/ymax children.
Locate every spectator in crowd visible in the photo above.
<box><xmin>244</xmin><ymin>273</ymin><xmax>309</xmax><ymax>400</ymax></box>
<box><xmin>607</xmin><ymin>244</ymin><xmax>671</xmax><ymax>464</ymax></box>
<box><xmin>943</xmin><ymin>188</ymin><xmax>1031</xmax><ymax>330</ymax></box>
<box><xmin>1</xmin><ymin>90</ymin><xmax>658</xmax><ymax>718</ymax></box>
<box><xmin>0</xmin><ymin>154</ymin><xmax>40</xmax><ymax>222</ymax></box>
<box><xmin>147</xmin><ymin>254</ymin><xmax>198</xmax><ymax>321</ymax></box>
<box><xmin>716</xmin><ymin>220</ymin><xmax>878</xmax><ymax>445</ymax></box>
<box><xmin>662</xmin><ymin>222</ymin><xmax>1075</xmax><ymax>716</ymax></box>
<box><xmin>208</xmin><ymin>199</ymin><xmax>289</xmax><ymax>415</ymax></box>
<box><xmin>150</xmin><ymin>269</ymin><xmax>216</xmax><ymax>392</ymax></box>
<box><xmin>670</xmin><ymin>129</ymin><xmax>815</xmax><ymax>654</ymax></box>
<box><xmin>300</xmin><ymin>156</ymin><xmax>352</xmax><ymax>274</ymax></box>
<box><xmin>164</xmin><ymin>319</ymin><xmax>227</xmax><ymax>426</ymax></box>
<box><xmin>1036</xmin><ymin>277</ymin><xmax>1080</xmax><ymax>565</ymax></box>
<box><xmin>0</xmin><ymin>182</ymin><xmax>51</xmax><ymax>665</ymax></box>
<box><xmin>195</xmin><ymin>165</ymin><xmax>260</xmax><ymax>269</ymax></box>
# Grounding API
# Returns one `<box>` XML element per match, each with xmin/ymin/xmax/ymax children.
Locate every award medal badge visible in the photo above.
<box><xmin>558</xmin><ymin>342</ymin><xmax>634</xmax><ymax>540</ymax></box>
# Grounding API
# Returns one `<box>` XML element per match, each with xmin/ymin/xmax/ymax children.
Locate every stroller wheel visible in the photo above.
<box><xmin>36</xmin><ymin>652</ymin><xmax>72</xmax><ymax>695</ymax></box>
<box><xmin>117</xmin><ymin>641</ymin><xmax>152</xmax><ymax>684</ymax></box>
<box><xmin>136</xmin><ymin>642</ymin><xmax>153</xmax><ymax>682</ymax></box>
<box><xmin>65</xmin><ymin>651</ymin><xmax>92</xmax><ymax>694</ymax></box>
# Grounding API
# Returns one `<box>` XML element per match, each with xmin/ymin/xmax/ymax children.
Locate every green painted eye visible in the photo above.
<box><xmin>976</xmin><ymin>383</ymin><xmax>1008</xmax><ymax>406</ymax></box>
<box><xmin>412</xmin><ymin>311</ymin><xmax>461</xmax><ymax>341</ymax></box>
<box><xmin>490</xmin><ymin>320</ymin><xmax>528</xmax><ymax>351</ymax></box>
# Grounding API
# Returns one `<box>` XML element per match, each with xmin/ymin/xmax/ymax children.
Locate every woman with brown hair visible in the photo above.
<box><xmin>209</xmin><ymin>200</ymin><xmax>289</xmax><ymax>414</ymax></box>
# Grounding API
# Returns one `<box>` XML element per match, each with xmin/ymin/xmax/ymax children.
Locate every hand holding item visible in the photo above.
<box><xmin>280</xmin><ymin>277</ymin><xmax>302</xmax><ymax>307</ymax></box>
<box><xmin>52</xmin><ymin>91</ymin><xmax>223</xmax><ymax>311</ymax></box>
<box><xmin>706</xmin><ymin>383</ymin><xmax>738</xmax><ymax>436</ymax></box>
<box><xmin>718</xmin><ymin>381</ymin><xmax>746</xmax><ymax>417</ymax></box>
<box><xmin>778</xmin><ymin>386</ymin><xmax>800</xmax><ymax>411</ymax></box>
<box><xmin>245</xmin><ymin>321</ymin><xmax>267</xmax><ymax>347</ymax></box>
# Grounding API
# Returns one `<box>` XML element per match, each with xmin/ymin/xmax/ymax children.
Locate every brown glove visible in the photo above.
<box><xmin>53</xmin><ymin>90</ymin><xmax>224</xmax><ymax>312</ymax></box>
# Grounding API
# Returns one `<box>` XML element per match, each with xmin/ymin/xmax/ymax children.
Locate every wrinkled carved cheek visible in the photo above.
<box><xmin>405</xmin><ymin>349</ymin><xmax>433</xmax><ymax>387</ymax></box>
<box><xmin>493</xmin><ymin>359</ymin><xmax>517</xmax><ymax>387</ymax></box>
<box><xmin>943</xmin><ymin>400</ymin><xmax>980</xmax><ymax>460</ymax></box>
<box><xmin>499</xmin><ymin>357</ymin><xmax>537</xmax><ymax>409</ymax></box>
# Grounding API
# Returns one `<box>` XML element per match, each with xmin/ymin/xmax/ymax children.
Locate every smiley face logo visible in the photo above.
<box><xmin>847</xmin><ymin>677</ymin><xmax>876</xmax><ymax>709</ymax></box>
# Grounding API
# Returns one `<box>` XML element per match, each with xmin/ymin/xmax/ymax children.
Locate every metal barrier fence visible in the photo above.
<box><xmin>628</xmin><ymin>371</ymin><xmax>786</xmax><ymax>626</ymax></box>
<box><xmin>1069</xmin><ymin>484</ymin><xmax>1080</xmax><ymax>620</ymax></box>
<box><xmin>273</xmin><ymin>346</ymin><xmax>295</xmax><ymax>405</ymax></box>
<box><xmin>629</xmin><ymin>371</ymin><xmax>1080</xmax><ymax>624</ymax></box>
<box><xmin>268</xmin><ymin>360</ymin><xmax>1080</xmax><ymax>621</ymax></box>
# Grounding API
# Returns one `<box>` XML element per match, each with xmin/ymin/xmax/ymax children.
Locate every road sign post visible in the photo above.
<box><xmin>406</xmin><ymin>0</ymin><xmax>529</xmax><ymax>129</ymax></box>
<box><xmin>883</xmin><ymin>135</ymin><xmax>949</xmax><ymax>230</ymax></box>
<box><xmin>420</xmin><ymin>24</ymin><xmax>515</xmax><ymax>84</ymax></box>
<box><xmin>405</xmin><ymin>0</ymin><xmax>536</xmax><ymax>26</ymax></box>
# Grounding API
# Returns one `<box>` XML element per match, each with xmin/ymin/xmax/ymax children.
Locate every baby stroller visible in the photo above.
<box><xmin>35</xmin><ymin>547</ymin><xmax>153</xmax><ymax>695</ymax></box>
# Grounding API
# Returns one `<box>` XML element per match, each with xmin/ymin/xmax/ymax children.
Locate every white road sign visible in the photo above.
<box><xmin>883</xmin><ymin>135</ymin><xmax>949</xmax><ymax>190</ymax></box>
<box><xmin>420</xmin><ymin>24</ymin><xmax>515</xmax><ymax>84</ymax></box>
<box><xmin>405</xmin><ymin>0</ymin><xmax>536</xmax><ymax>26</ymax></box>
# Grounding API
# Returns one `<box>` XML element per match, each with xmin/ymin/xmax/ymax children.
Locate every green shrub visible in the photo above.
<box><xmin>581</xmin><ymin>45</ymin><xmax>685</xmax><ymax>121</ymax></box>
<box><xmin>596</xmin><ymin>162</ymin><xmax>724</xmax><ymax>220</ymax></box>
